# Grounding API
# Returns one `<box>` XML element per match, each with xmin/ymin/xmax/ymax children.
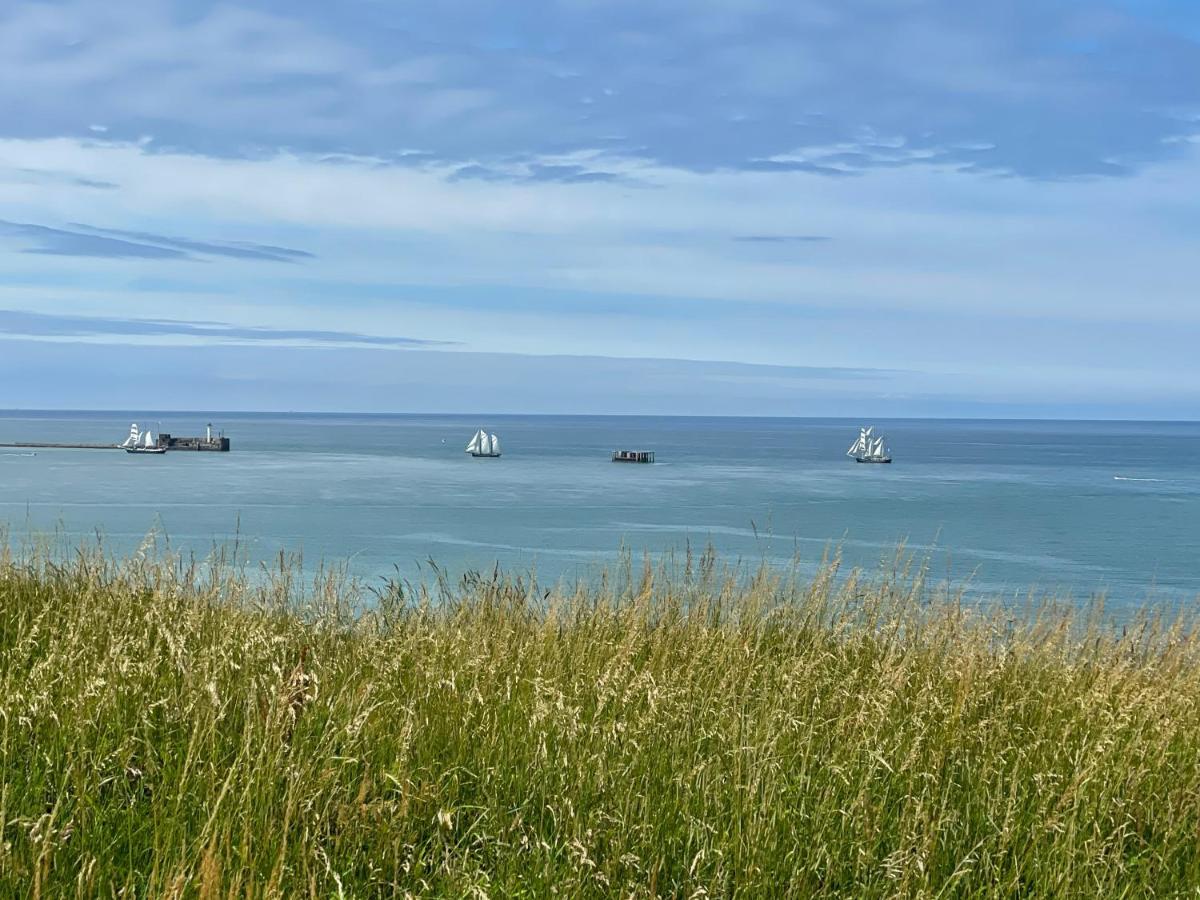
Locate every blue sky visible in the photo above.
<box><xmin>0</xmin><ymin>0</ymin><xmax>1198</xmax><ymax>416</ymax></box>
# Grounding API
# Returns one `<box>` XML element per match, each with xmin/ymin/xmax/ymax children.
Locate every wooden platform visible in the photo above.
<box><xmin>612</xmin><ymin>450</ymin><xmax>655</xmax><ymax>463</ymax></box>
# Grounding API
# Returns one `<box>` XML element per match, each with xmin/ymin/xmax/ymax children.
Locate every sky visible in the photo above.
<box><xmin>0</xmin><ymin>0</ymin><xmax>1198</xmax><ymax>417</ymax></box>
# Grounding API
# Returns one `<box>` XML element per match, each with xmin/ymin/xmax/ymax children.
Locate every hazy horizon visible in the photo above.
<box><xmin>1</xmin><ymin>407</ymin><xmax>1196</xmax><ymax>425</ymax></box>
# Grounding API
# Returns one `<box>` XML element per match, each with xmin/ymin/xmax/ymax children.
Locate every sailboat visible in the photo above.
<box><xmin>124</xmin><ymin>423</ymin><xmax>166</xmax><ymax>455</ymax></box>
<box><xmin>465</xmin><ymin>428</ymin><xmax>501</xmax><ymax>458</ymax></box>
<box><xmin>847</xmin><ymin>426</ymin><xmax>891</xmax><ymax>464</ymax></box>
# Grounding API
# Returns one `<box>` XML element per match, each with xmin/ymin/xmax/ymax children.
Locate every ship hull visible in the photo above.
<box><xmin>469</xmin><ymin>452</ymin><xmax>501</xmax><ymax>458</ymax></box>
<box><xmin>126</xmin><ymin>447</ymin><xmax>166</xmax><ymax>455</ymax></box>
<box><xmin>854</xmin><ymin>457</ymin><xmax>891</xmax><ymax>464</ymax></box>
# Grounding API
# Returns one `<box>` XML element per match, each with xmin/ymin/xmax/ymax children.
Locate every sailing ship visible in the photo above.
<box><xmin>465</xmin><ymin>428</ymin><xmax>501</xmax><ymax>458</ymax></box>
<box><xmin>123</xmin><ymin>423</ymin><xmax>166</xmax><ymax>455</ymax></box>
<box><xmin>847</xmin><ymin>426</ymin><xmax>891</xmax><ymax>464</ymax></box>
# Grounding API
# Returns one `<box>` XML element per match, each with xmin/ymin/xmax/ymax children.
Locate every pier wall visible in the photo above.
<box><xmin>159</xmin><ymin>433</ymin><xmax>230</xmax><ymax>452</ymax></box>
<box><xmin>0</xmin><ymin>433</ymin><xmax>231</xmax><ymax>452</ymax></box>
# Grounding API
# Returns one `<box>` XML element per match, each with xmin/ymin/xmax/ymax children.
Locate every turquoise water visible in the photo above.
<box><xmin>0</xmin><ymin>411</ymin><xmax>1197</xmax><ymax>610</ymax></box>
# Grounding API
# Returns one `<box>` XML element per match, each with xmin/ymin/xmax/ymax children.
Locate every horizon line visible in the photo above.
<box><xmin>0</xmin><ymin>407</ymin><xmax>1196</xmax><ymax>425</ymax></box>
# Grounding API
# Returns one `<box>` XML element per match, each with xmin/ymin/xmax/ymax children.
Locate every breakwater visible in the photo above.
<box><xmin>0</xmin><ymin>432</ymin><xmax>230</xmax><ymax>452</ymax></box>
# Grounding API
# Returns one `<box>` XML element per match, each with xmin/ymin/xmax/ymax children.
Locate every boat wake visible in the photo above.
<box><xmin>1113</xmin><ymin>475</ymin><xmax>1166</xmax><ymax>483</ymax></box>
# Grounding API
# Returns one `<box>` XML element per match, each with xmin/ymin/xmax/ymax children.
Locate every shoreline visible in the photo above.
<box><xmin>2</xmin><ymin>526</ymin><xmax>1193</xmax><ymax>617</ymax></box>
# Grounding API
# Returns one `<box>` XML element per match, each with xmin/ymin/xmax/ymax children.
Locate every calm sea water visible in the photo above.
<box><xmin>0</xmin><ymin>411</ymin><xmax>1197</xmax><ymax>611</ymax></box>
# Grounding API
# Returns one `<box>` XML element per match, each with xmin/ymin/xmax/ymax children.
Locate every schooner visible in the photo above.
<box><xmin>847</xmin><ymin>426</ymin><xmax>891</xmax><ymax>464</ymax></box>
<box><xmin>466</xmin><ymin>429</ymin><xmax>502</xmax><ymax>458</ymax></box>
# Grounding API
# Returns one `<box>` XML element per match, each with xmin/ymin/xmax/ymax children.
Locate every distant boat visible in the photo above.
<box><xmin>612</xmin><ymin>449</ymin><xmax>655</xmax><ymax>463</ymax></box>
<box><xmin>847</xmin><ymin>426</ymin><xmax>891</xmax><ymax>464</ymax></box>
<box><xmin>466</xmin><ymin>428</ymin><xmax>501</xmax><ymax>458</ymax></box>
<box><xmin>123</xmin><ymin>423</ymin><xmax>166</xmax><ymax>455</ymax></box>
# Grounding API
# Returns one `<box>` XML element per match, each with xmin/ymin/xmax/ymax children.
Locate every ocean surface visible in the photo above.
<box><xmin>0</xmin><ymin>411</ymin><xmax>1197</xmax><ymax>612</ymax></box>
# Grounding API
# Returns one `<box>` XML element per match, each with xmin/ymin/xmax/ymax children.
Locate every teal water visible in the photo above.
<box><xmin>0</xmin><ymin>411</ymin><xmax>1197</xmax><ymax>610</ymax></box>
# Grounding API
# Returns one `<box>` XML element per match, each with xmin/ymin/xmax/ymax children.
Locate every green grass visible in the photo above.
<box><xmin>1</xmin><ymin>539</ymin><xmax>1199</xmax><ymax>898</ymax></box>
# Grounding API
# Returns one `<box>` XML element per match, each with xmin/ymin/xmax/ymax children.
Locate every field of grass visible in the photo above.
<box><xmin>2</xmin><ymin>539</ymin><xmax>1199</xmax><ymax>898</ymax></box>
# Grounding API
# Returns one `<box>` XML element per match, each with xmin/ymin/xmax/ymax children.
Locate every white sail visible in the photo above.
<box><xmin>479</xmin><ymin>432</ymin><xmax>493</xmax><ymax>455</ymax></box>
<box><xmin>142</xmin><ymin>430</ymin><xmax>155</xmax><ymax>448</ymax></box>
<box><xmin>465</xmin><ymin>430</ymin><xmax>483</xmax><ymax>454</ymax></box>
<box><xmin>849</xmin><ymin>425</ymin><xmax>891</xmax><ymax>460</ymax></box>
<box><xmin>489</xmin><ymin>434</ymin><xmax>501</xmax><ymax>455</ymax></box>
<box><xmin>847</xmin><ymin>427</ymin><xmax>865</xmax><ymax>456</ymax></box>
<box><xmin>847</xmin><ymin>423</ymin><xmax>892</xmax><ymax>461</ymax></box>
<box><xmin>122</xmin><ymin>423</ymin><xmax>139</xmax><ymax>448</ymax></box>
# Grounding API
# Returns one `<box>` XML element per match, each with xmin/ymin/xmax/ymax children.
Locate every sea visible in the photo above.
<box><xmin>0</xmin><ymin>411</ymin><xmax>1197</xmax><ymax>614</ymax></box>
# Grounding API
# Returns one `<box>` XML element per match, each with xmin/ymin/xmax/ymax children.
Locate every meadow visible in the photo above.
<box><xmin>2</xmin><ymin>538</ymin><xmax>1199</xmax><ymax>897</ymax></box>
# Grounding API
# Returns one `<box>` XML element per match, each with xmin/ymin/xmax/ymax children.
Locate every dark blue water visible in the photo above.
<box><xmin>0</xmin><ymin>412</ymin><xmax>1196</xmax><ymax>611</ymax></box>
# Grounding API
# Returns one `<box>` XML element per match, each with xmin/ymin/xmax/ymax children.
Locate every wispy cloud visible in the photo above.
<box><xmin>449</xmin><ymin>162</ymin><xmax>624</xmax><ymax>184</ymax></box>
<box><xmin>0</xmin><ymin>339</ymin><xmax>941</xmax><ymax>417</ymax></box>
<box><xmin>0</xmin><ymin>309</ymin><xmax>450</xmax><ymax>348</ymax></box>
<box><xmin>0</xmin><ymin>220</ymin><xmax>189</xmax><ymax>259</ymax></box>
<box><xmin>733</xmin><ymin>235</ymin><xmax>831</xmax><ymax>244</ymax></box>
<box><xmin>71</xmin><ymin>224</ymin><xmax>314</xmax><ymax>262</ymax></box>
<box><xmin>0</xmin><ymin>219</ymin><xmax>312</xmax><ymax>262</ymax></box>
<box><xmin>0</xmin><ymin>166</ymin><xmax>118</xmax><ymax>189</ymax></box>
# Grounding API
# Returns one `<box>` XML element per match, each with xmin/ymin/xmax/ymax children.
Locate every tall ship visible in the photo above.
<box><xmin>122</xmin><ymin>423</ymin><xmax>166</xmax><ymax>455</ymax></box>
<box><xmin>847</xmin><ymin>426</ymin><xmax>891</xmax><ymax>464</ymax></box>
<box><xmin>466</xmin><ymin>429</ymin><xmax>502</xmax><ymax>458</ymax></box>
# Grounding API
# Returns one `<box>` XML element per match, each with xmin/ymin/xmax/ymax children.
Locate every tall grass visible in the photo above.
<box><xmin>1</xmin><ymin>539</ymin><xmax>1199</xmax><ymax>897</ymax></box>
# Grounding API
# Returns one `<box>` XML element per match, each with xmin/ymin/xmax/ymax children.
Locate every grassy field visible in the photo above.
<box><xmin>2</xmin><ymin>540</ymin><xmax>1199</xmax><ymax>898</ymax></box>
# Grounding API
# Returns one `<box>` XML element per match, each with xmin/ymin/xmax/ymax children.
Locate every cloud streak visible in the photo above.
<box><xmin>71</xmin><ymin>224</ymin><xmax>314</xmax><ymax>262</ymax></box>
<box><xmin>0</xmin><ymin>309</ymin><xmax>450</xmax><ymax>349</ymax></box>
<box><xmin>0</xmin><ymin>220</ymin><xmax>189</xmax><ymax>259</ymax></box>
<box><xmin>0</xmin><ymin>219</ymin><xmax>313</xmax><ymax>262</ymax></box>
<box><xmin>450</xmin><ymin>162</ymin><xmax>625</xmax><ymax>184</ymax></box>
<box><xmin>733</xmin><ymin>235</ymin><xmax>831</xmax><ymax>244</ymax></box>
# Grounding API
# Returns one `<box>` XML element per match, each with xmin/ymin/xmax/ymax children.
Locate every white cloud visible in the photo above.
<box><xmin>0</xmin><ymin>134</ymin><xmax>1198</xmax><ymax>313</ymax></box>
<box><xmin>3</xmin><ymin>0</ymin><xmax>1198</xmax><ymax>180</ymax></box>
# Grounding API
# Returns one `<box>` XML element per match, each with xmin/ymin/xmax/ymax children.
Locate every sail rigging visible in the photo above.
<box><xmin>122</xmin><ymin>421</ymin><xmax>166</xmax><ymax>454</ymax></box>
<box><xmin>847</xmin><ymin>426</ymin><xmax>875</xmax><ymax>458</ymax></box>
<box><xmin>466</xmin><ymin>428</ymin><xmax>501</xmax><ymax>457</ymax></box>
<box><xmin>848</xmin><ymin>426</ymin><xmax>891</xmax><ymax>463</ymax></box>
